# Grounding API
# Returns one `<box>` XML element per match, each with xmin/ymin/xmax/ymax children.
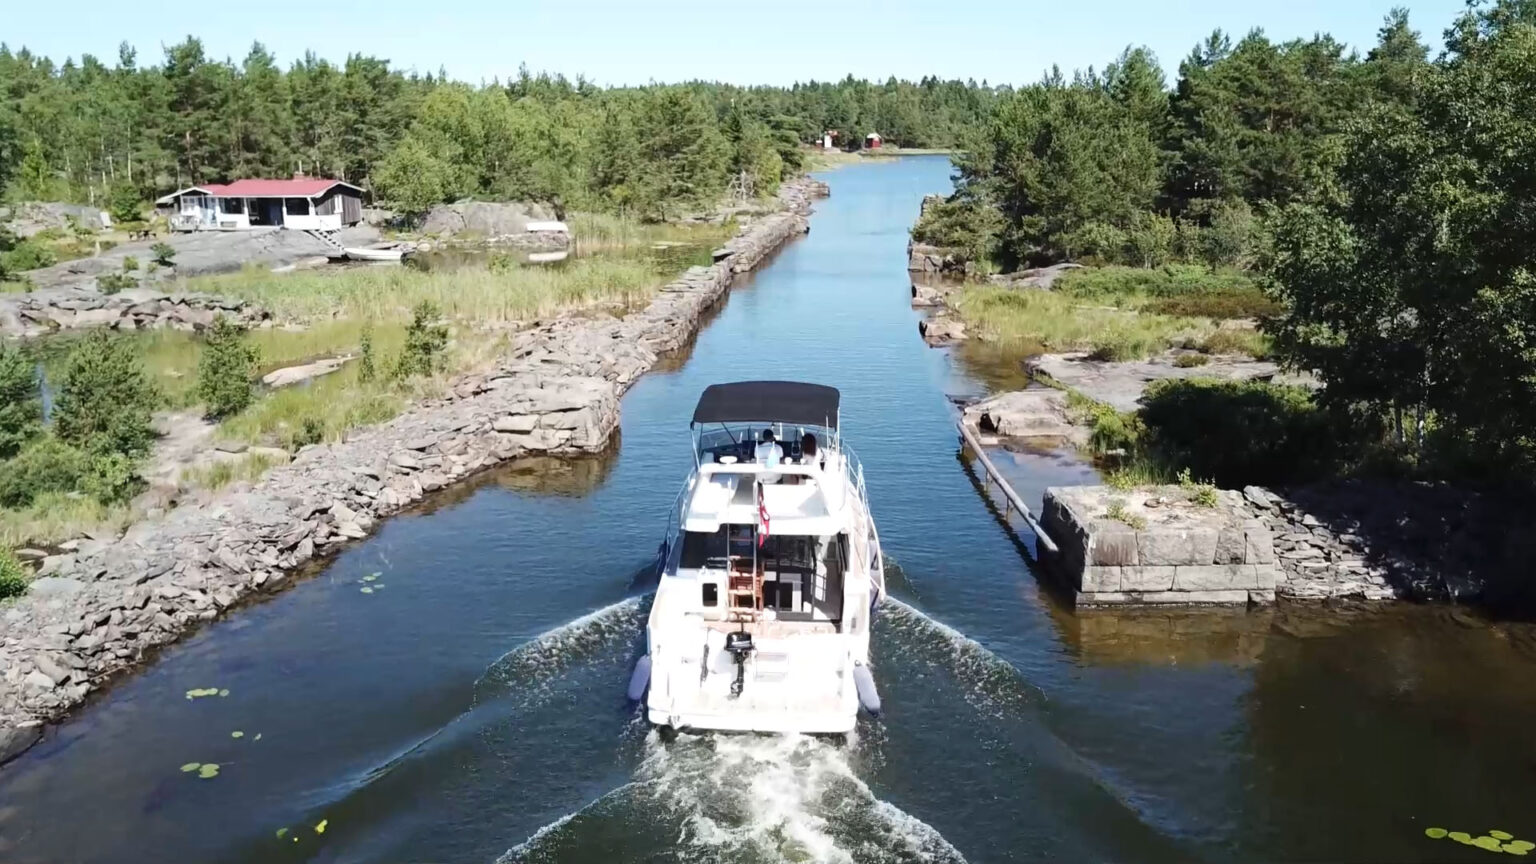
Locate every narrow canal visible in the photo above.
<box><xmin>3</xmin><ymin>156</ymin><xmax>1535</xmax><ymax>863</ymax></box>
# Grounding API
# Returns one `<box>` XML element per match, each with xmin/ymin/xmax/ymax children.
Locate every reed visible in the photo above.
<box><xmin>178</xmin><ymin>256</ymin><xmax>665</xmax><ymax>324</ymax></box>
<box><xmin>953</xmin><ymin>285</ymin><xmax>1208</xmax><ymax>361</ymax></box>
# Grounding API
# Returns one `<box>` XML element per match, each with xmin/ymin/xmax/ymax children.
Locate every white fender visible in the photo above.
<box><xmin>627</xmin><ymin>655</ymin><xmax>652</xmax><ymax>702</ymax></box>
<box><xmin>853</xmin><ymin>663</ymin><xmax>881</xmax><ymax>715</ymax></box>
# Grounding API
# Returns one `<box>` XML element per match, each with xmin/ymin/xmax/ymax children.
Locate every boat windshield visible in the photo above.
<box><xmin>695</xmin><ymin>423</ymin><xmax>835</xmax><ymax>465</ymax></box>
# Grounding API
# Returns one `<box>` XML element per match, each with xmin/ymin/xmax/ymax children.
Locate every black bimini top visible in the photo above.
<box><xmin>691</xmin><ymin>381</ymin><xmax>840</xmax><ymax>429</ymax></box>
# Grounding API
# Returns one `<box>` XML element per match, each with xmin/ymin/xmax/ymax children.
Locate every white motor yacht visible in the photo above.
<box><xmin>631</xmin><ymin>381</ymin><xmax>885</xmax><ymax>734</ymax></box>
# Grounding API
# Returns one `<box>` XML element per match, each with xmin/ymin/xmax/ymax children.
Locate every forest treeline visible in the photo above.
<box><xmin>0</xmin><ymin>40</ymin><xmax>997</xmax><ymax>217</ymax></box>
<box><xmin>919</xmin><ymin>1</ymin><xmax>1536</xmax><ymax>482</ymax></box>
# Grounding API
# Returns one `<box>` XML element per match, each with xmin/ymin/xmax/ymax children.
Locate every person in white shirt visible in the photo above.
<box><xmin>755</xmin><ymin>429</ymin><xmax>783</xmax><ymax>467</ymax></box>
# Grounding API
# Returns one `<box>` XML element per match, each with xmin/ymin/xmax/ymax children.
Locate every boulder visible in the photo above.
<box><xmin>918</xmin><ymin>316</ymin><xmax>966</xmax><ymax>345</ymax></box>
<box><xmin>963</xmin><ymin>390</ymin><xmax>1083</xmax><ymax>442</ymax></box>
<box><xmin>261</xmin><ymin>356</ymin><xmax>352</xmax><ymax>388</ymax></box>
<box><xmin>0</xmin><ymin>724</ymin><xmax>41</xmax><ymax>765</ymax></box>
<box><xmin>420</xmin><ymin>200</ymin><xmax>561</xmax><ymax>239</ymax></box>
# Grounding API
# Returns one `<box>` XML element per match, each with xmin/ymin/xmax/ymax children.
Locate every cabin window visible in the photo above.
<box><xmin>284</xmin><ymin>198</ymin><xmax>309</xmax><ymax>216</ymax></box>
<box><xmin>220</xmin><ymin>198</ymin><xmax>245</xmax><ymax>214</ymax></box>
<box><xmin>701</xmin><ymin>583</ymin><xmax>718</xmax><ymax>607</ymax></box>
<box><xmin>679</xmin><ymin>528</ymin><xmax>728</xmax><ymax>569</ymax></box>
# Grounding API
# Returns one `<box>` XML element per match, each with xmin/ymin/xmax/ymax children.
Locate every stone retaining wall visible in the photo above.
<box><xmin>1</xmin><ymin>287</ymin><xmax>269</xmax><ymax>338</ymax></box>
<box><xmin>0</xmin><ymin>177</ymin><xmax>829</xmax><ymax>765</ymax></box>
<box><xmin>1239</xmin><ymin>485</ymin><xmax>1398</xmax><ymax>602</ymax></box>
<box><xmin>1041</xmin><ymin>485</ymin><xmax>1279</xmax><ymax>606</ymax></box>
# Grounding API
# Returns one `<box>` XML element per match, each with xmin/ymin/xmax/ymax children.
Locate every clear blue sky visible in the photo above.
<box><xmin>7</xmin><ymin>0</ymin><xmax>1472</xmax><ymax>86</ymax></box>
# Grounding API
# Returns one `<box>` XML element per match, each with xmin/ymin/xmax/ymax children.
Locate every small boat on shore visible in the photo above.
<box><xmin>635</xmin><ymin>381</ymin><xmax>885</xmax><ymax>734</ymax></box>
<box><xmin>344</xmin><ymin>244</ymin><xmax>408</xmax><ymax>262</ymax></box>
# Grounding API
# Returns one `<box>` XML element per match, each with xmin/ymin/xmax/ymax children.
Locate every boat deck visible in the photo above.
<box><xmin>702</xmin><ymin>619</ymin><xmax>838</xmax><ymax>637</ymax></box>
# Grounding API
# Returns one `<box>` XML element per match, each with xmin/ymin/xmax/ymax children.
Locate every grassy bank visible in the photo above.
<box><xmin>2</xmin><ymin>214</ymin><xmax>735</xmax><ymax>548</ymax></box>
<box><xmin>953</xmin><ymin>278</ymin><xmax>1269</xmax><ymax>361</ymax></box>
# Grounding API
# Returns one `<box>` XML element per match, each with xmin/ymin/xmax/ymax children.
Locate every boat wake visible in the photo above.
<box><xmin>876</xmin><ymin>597</ymin><xmax>1045</xmax><ymax>719</ymax></box>
<box><xmin>502</xmin><ymin>730</ymin><xmax>966</xmax><ymax>864</ymax></box>
<box><xmin>473</xmin><ymin>596</ymin><xmax>646</xmax><ymax>708</ymax></box>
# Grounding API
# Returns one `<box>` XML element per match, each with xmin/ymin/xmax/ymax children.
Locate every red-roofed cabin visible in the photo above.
<box><xmin>155</xmin><ymin>176</ymin><xmax>364</xmax><ymax>232</ymax></box>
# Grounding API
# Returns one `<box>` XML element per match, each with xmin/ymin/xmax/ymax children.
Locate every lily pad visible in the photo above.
<box><xmin>1508</xmin><ymin>841</ymin><xmax>1536</xmax><ymax>854</ymax></box>
<box><xmin>1450</xmin><ymin>832</ymin><xmax>1474</xmax><ymax>845</ymax></box>
<box><xmin>218</xmin><ymin>689</ymin><xmax>230</xmax><ymax>697</ymax></box>
<box><xmin>1473</xmin><ymin>836</ymin><xmax>1504</xmax><ymax>852</ymax></box>
<box><xmin>363</xmin><ymin>573</ymin><xmax>379</xmax><ymax>582</ymax></box>
<box><xmin>360</xmin><ymin>586</ymin><xmax>374</xmax><ymax>594</ymax></box>
<box><xmin>180</xmin><ymin>762</ymin><xmax>201</xmax><ymax>773</ymax></box>
<box><xmin>1492</xmin><ymin>832</ymin><xmax>1515</xmax><ymax>841</ymax></box>
<box><xmin>254</xmin><ymin>733</ymin><xmax>263</xmax><ymax>741</ymax></box>
<box><xmin>275</xmin><ymin>828</ymin><xmax>288</xmax><ymax>839</ymax></box>
<box><xmin>197</xmin><ymin>763</ymin><xmax>220</xmax><ymax>779</ymax></box>
<box><xmin>231</xmin><ymin>731</ymin><xmax>244</xmax><ymax>739</ymax></box>
<box><xmin>315</xmin><ymin>818</ymin><xmax>328</xmax><ymax>834</ymax></box>
<box><xmin>185</xmin><ymin>687</ymin><xmax>221</xmax><ymax>700</ymax></box>
<box><xmin>373</xmin><ymin>584</ymin><xmax>385</xmax><ymax>589</ymax></box>
<box><xmin>1426</xmin><ymin>828</ymin><xmax>1449</xmax><ymax>839</ymax></box>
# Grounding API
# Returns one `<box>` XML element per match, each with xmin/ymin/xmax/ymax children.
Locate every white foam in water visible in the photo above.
<box><xmin>509</xmin><ymin>730</ymin><xmax>965</xmax><ymax>863</ymax></box>
<box><xmin>474</xmin><ymin>596</ymin><xmax>644</xmax><ymax>706</ymax></box>
<box><xmin>878</xmin><ymin>597</ymin><xmax>1042</xmax><ymax>719</ymax></box>
<box><xmin>501</xmin><ymin>730</ymin><xmax>965</xmax><ymax>863</ymax></box>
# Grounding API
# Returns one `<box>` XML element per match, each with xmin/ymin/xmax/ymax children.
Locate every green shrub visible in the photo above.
<box><xmin>1103</xmin><ymin>498</ymin><xmax>1148</xmax><ymax>530</ymax></box>
<box><xmin>1059</xmin><ymin>264</ymin><xmax>1261</xmax><ymax>304</ymax></box>
<box><xmin>0</xmin><ymin>342</ymin><xmax>41</xmax><ymax>459</ymax></box>
<box><xmin>53</xmin><ymin>331</ymin><xmax>159</xmax><ymax>457</ymax></box>
<box><xmin>1139</xmin><ymin>379</ymin><xmax>1347</xmax><ymax>487</ymax></box>
<box><xmin>1068</xmin><ymin>395</ymin><xmax>1144</xmax><ymax>456</ymax></box>
<box><xmin>358</xmin><ymin>326</ymin><xmax>377</xmax><ymax>383</ymax></box>
<box><xmin>1173</xmin><ymin>353</ymin><xmax>1210</xmax><ymax>368</ymax></box>
<box><xmin>122</xmin><ymin>256</ymin><xmax>140</xmax><ymax>272</ymax></box>
<box><xmin>1122</xmin><ymin>212</ymin><xmax>1177</xmax><ymax>268</ymax></box>
<box><xmin>288</xmin><ymin>416</ymin><xmax>327</xmax><ymax>449</ymax></box>
<box><xmin>910</xmin><ymin>197</ymin><xmax>1003</xmax><ymax>265</ymax></box>
<box><xmin>0</xmin><ymin>437</ymin><xmax>87</xmax><ymax>508</ymax></box>
<box><xmin>108</xmin><ymin>184</ymin><xmax>143</xmax><ymax>223</ymax></box>
<box><xmin>97</xmin><ymin>271</ymin><xmax>136</xmax><ymax>294</ymax></box>
<box><xmin>150</xmin><ymin>242</ymin><xmax>176</xmax><ymax>267</ymax></box>
<box><xmin>392</xmin><ymin>301</ymin><xmax>449</xmax><ymax>379</ymax></box>
<box><xmin>1177</xmin><ymin>467</ymin><xmax>1219</xmax><ymax>507</ymax></box>
<box><xmin>81</xmin><ymin>452</ymin><xmax>143</xmax><ymax>504</ymax></box>
<box><xmin>195</xmin><ymin>317</ymin><xmax>260</xmax><ymax>419</ymax></box>
<box><xmin>0</xmin><ymin>548</ymin><xmax>28</xmax><ymax>599</ymax></box>
<box><xmin>1087</xmin><ymin>330</ymin><xmax>1165</xmax><ymax>362</ymax></box>
<box><xmin>0</xmin><ymin>240</ymin><xmax>58</xmax><ymax>274</ymax></box>
<box><xmin>1145</xmin><ymin>289</ymin><xmax>1280</xmax><ymax>319</ymax></box>
<box><xmin>1199</xmin><ymin>328</ymin><xmax>1270</xmax><ymax>358</ymax></box>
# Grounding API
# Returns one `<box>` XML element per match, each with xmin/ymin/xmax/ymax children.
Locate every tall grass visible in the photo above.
<box><xmin>954</xmin><ymin>285</ymin><xmax>1206</xmax><ymax>361</ymax></box>
<box><xmin>1057</xmin><ymin>264</ymin><xmax>1280</xmax><ymax>320</ymax></box>
<box><xmin>566</xmin><ymin>212</ymin><xmax>731</xmax><ymax>254</ymax></box>
<box><xmin>181</xmin><ymin>449</ymin><xmax>290</xmax><ymax>491</ymax></box>
<box><xmin>0</xmin><ymin>493</ymin><xmax>132</xmax><ymax>549</ymax></box>
<box><xmin>179</xmin><ymin>256</ymin><xmax>666</xmax><ymax>323</ymax></box>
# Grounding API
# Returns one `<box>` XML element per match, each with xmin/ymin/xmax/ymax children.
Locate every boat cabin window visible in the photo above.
<box><xmin>680</xmin><ymin>528</ymin><xmax>728</xmax><ymax>570</ymax></box>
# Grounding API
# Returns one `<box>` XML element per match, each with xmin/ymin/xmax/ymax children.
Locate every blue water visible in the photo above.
<box><xmin>2</xmin><ymin>157</ymin><xmax>1534</xmax><ymax>864</ymax></box>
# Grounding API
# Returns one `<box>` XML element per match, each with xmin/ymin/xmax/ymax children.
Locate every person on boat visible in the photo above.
<box><xmin>755</xmin><ymin>429</ymin><xmax>783</xmax><ymax>467</ymax></box>
<box><xmin>800</xmin><ymin>432</ymin><xmax>820</xmax><ymax>468</ymax></box>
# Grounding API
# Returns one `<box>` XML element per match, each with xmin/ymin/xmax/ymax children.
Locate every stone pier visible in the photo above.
<box><xmin>1041</xmin><ymin>485</ymin><xmax>1278</xmax><ymax>606</ymax></box>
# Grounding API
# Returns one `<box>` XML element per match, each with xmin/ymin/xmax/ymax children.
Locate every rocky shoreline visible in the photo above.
<box><xmin>1</xmin><ymin>286</ymin><xmax>270</xmax><ymax>338</ymax></box>
<box><xmin>0</xmin><ymin>177</ymin><xmax>829</xmax><ymax>766</ymax></box>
